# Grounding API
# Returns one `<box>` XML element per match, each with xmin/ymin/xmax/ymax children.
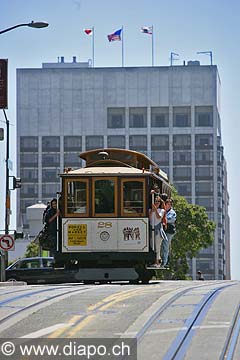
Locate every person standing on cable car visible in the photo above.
<box><xmin>149</xmin><ymin>196</ymin><xmax>166</xmax><ymax>268</ymax></box>
<box><xmin>164</xmin><ymin>198</ymin><xmax>176</xmax><ymax>266</ymax></box>
<box><xmin>45</xmin><ymin>198</ymin><xmax>61</xmax><ymax>255</ymax></box>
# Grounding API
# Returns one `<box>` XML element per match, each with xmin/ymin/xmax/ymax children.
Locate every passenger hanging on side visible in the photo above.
<box><xmin>149</xmin><ymin>196</ymin><xmax>166</xmax><ymax>268</ymax></box>
<box><xmin>44</xmin><ymin>198</ymin><xmax>61</xmax><ymax>255</ymax></box>
<box><xmin>164</xmin><ymin>198</ymin><xmax>177</xmax><ymax>266</ymax></box>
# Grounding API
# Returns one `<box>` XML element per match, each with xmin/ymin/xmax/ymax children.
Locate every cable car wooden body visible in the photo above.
<box><xmin>55</xmin><ymin>148</ymin><xmax>171</xmax><ymax>283</ymax></box>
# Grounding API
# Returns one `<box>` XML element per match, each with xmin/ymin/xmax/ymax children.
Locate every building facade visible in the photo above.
<box><xmin>16</xmin><ymin>59</ymin><xmax>230</xmax><ymax>279</ymax></box>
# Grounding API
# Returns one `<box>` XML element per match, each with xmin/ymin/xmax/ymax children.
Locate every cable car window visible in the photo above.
<box><xmin>65</xmin><ymin>179</ymin><xmax>89</xmax><ymax>216</ymax></box>
<box><xmin>93</xmin><ymin>178</ymin><xmax>116</xmax><ymax>216</ymax></box>
<box><xmin>121</xmin><ymin>179</ymin><xmax>145</xmax><ymax>216</ymax></box>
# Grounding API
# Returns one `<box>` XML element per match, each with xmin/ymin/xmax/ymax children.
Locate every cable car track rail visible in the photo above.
<box><xmin>0</xmin><ymin>285</ymin><xmax>93</xmax><ymax>329</ymax></box>
<box><xmin>162</xmin><ymin>284</ymin><xmax>234</xmax><ymax>360</ymax></box>
<box><xmin>121</xmin><ymin>282</ymin><xmax>238</xmax><ymax>360</ymax></box>
<box><xmin>219</xmin><ymin>302</ymin><xmax>240</xmax><ymax>360</ymax></box>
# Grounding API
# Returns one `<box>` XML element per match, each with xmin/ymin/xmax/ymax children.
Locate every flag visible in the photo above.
<box><xmin>140</xmin><ymin>26</ymin><xmax>153</xmax><ymax>35</ymax></box>
<box><xmin>84</xmin><ymin>28</ymin><xmax>93</xmax><ymax>35</ymax></box>
<box><xmin>107</xmin><ymin>28</ymin><xmax>122</xmax><ymax>42</ymax></box>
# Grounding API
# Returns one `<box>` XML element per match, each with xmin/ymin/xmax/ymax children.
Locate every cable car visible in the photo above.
<box><xmin>54</xmin><ymin>148</ymin><xmax>171</xmax><ymax>283</ymax></box>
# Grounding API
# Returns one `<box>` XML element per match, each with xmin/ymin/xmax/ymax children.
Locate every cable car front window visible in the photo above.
<box><xmin>66</xmin><ymin>180</ymin><xmax>88</xmax><ymax>215</ymax></box>
<box><xmin>94</xmin><ymin>179</ymin><xmax>115</xmax><ymax>215</ymax></box>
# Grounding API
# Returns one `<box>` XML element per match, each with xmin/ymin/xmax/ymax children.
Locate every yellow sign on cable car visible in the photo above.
<box><xmin>67</xmin><ymin>224</ymin><xmax>87</xmax><ymax>246</ymax></box>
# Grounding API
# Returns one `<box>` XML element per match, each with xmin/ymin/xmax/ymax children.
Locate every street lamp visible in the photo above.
<box><xmin>0</xmin><ymin>21</ymin><xmax>49</xmax><ymax>35</ymax></box>
<box><xmin>0</xmin><ymin>21</ymin><xmax>48</xmax><ymax>281</ymax></box>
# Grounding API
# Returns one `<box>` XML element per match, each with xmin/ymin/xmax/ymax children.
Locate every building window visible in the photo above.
<box><xmin>129</xmin><ymin>107</ymin><xmax>147</xmax><ymax>127</ymax></box>
<box><xmin>42</xmin><ymin>136</ymin><xmax>60</xmax><ymax>152</ymax></box>
<box><xmin>207</xmin><ymin>212</ymin><xmax>215</xmax><ymax>221</ymax></box>
<box><xmin>21</xmin><ymin>184</ymin><xmax>38</xmax><ymax>197</ymax></box>
<box><xmin>42</xmin><ymin>183</ymin><xmax>60</xmax><ymax>198</ymax></box>
<box><xmin>107</xmin><ymin>108</ymin><xmax>125</xmax><ymax>128</ymax></box>
<box><xmin>20</xmin><ymin>154</ymin><xmax>38</xmax><ymax>167</ymax></box>
<box><xmin>195</xmin><ymin>106</ymin><xmax>213</xmax><ymax>127</ymax></box>
<box><xmin>173</xmin><ymin>151</ymin><xmax>191</xmax><ymax>165</ymax></box>
<box><xmin>174</xmin><ymin>182</ymin><xmax>192</xmax><ymax>196</ymax></box>
<box><xmin>151</xmin><ymin>107</ymin><xmax>169</xmax><ymax>127</ymax></box>
<box><xmin>42</xmin><ymin>168</ymin><xmax>60</xmax><ymax>182</ymax></box>
<box><xmin>151</xmin><ymin>135</ymin><xmax>169</xmax><ymax>150</ymax></box>
<box><xmin>217</xmin><ymin>150</ymin><xmax>223</xmax><ymax>165</ymax></box>
<box><xmin>173</xmin><ymin>167</ymin><xmax>191</xmax><ymax>180</ymax></box>
<box><xmin>218</xmin><ymin>197</ymin><xmax>223</xmax><ymax>211</ymax></box>
<box><xmin>151</xmin><ymin>151</ymin><xmax>169</xmax><ymax>165</ymax></box>
<box><xmin>195</xmin><ymin>151</ymin><xmax>213</xmax><ymax>164</ymax></box>
<box><xmin>64</xmin><ymin>136</ymin><xmax>82</xmax><ymax>151</ymax></box>
<box><xmin>86</xmin><ymin>136</ymin><xmax>104</xmax><ymax>150</ymax></box>
<box><xmin>217</xmin><ymin>166</ymin><xmax>223</xmax><ymax>181</ymax></box>
<box><xmin>195</xmin><ymin>166</ymin><xmax>213</xmax><ymax>179</ymax></box>
<box><xmin>196</xmin><ymin>259</ymin><xmax>214</xmax><ymax>271</ymax></box>
<box><xmin>217</xmin><ymin>182</ymin><xmax>223</xmax><ymax>196</ymax></box>
<box><xmin>173</xmin><ymin>107</ymin><xmax>191</xmax><ymax>127</ymax></box>
<box><xmin>195</xmin><ymin>197</ymin><xmax>214</xmax><ymax>211</ymax></box>
<box><xmin>195</xmin><ymin>134</ymin><xmax>213</xmax><ymax>149</ymax></box>
<box><xmin>129</xmin><ymin>135</ymin><xmax>147</xmax><ymax>151</ymax></box>
<box><xmin>195</xmin><ymin>182</ymin><xmax>214</xmax><ymax>196</ymax></box>
<box><xmin>42</xmin><ymin>154</ymin><xmax>60</xmax><ymax>167</ymax></box>
<box><xmin>20</xmin><ymin>169</ymin><xmax>38</xmax><ymax>182</ymax></box>
<box><xmin>107</xmin><ymin>136</ymin><xmax>125</xmax><ymax>148</ymax></box>
<box><xmin>20</xmin><ymin>136</ymin><xmax>38</xmax><ymax>152</ymax></box>
<box><xmin>64</xmin><ymin>153</ymin><xmax>81</xmax><ymax>167</ymax></box>
<box><xmin>173</xmin><ymin>134</ymin><xmax>191</xmax><ymax>149</ymax></box>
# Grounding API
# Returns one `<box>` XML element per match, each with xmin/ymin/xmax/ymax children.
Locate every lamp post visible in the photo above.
<box><xmin>0</xmin><ymin>21</ymin><xmax>48</xmax><ymax>282</ymax></box>
<box><xmin>0</xmin><ymin>21</ymin><xmax>48</xmax><ymax>35</ymax></box>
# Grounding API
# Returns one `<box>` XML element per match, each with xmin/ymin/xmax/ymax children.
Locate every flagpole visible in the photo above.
<box><xmin>152</xmin><ymin>25</ymin><xmax>154</xmax><ymax>66</ymax></box>
<box><xmin>121</xmin><ymin>26</ymin><xmax>124</xmax><ymax>67</ymax></box>
<box><xmin>92</xmin><ymin>26</ymin><xmax>95</xmax><ymax>67</ymax></box>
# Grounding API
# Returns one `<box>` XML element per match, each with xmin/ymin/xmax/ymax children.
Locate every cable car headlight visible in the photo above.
<box><xmin>100</xmin><ymin>231</ymin><xmax>110</xmax><ymax>241</ymax></box>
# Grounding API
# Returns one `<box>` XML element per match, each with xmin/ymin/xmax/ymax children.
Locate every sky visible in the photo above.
<box><xmin>0</xmin><ymin>0</ymin><xmax>239</xmax><ymax>279</ymax></box>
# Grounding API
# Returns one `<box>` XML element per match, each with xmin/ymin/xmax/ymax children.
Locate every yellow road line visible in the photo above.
<box><xmin>66</xmin><ymin>314</ymin><xmax>96</xmax><ymax>338</ymax></box>
<box><xmin>48</xmin><ymin>315</ymin><xmax>82</xmax><ymax>338</ymax></box>
<box><xmin>88</xmin><ymin>287</ymin><xmax>144</xmax><ymax>311</ymax></box>
<box><xmin>64</xmin><ymin>289</ymin><xmax>145</xmax><ymax>337</ymax></box>
<box><xmin>49</xmin><ymin>286</ymin><xmax>152</xmax><ymax>338</ymax></box>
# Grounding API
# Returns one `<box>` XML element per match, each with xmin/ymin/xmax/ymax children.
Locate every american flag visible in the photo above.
<box><xmin>107</xmin><ymin>28</ymin><xmax>122</xmax><ymax>42</ymax></box>
<box><xmin>140</xmin><ymin>26</ymin><xmax>153</xmax><ymax>35</ymax></box>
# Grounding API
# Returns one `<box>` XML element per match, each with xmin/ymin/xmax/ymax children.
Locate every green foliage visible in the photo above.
<box><xmin>164</xmin><ymin>188</ymin><xmax>216</xmax><ymax>280</ymax></box>
<box><xmin>24</xmin><ymin>241</ymin><xmax>39</xmax><ymax>258</ymax></box>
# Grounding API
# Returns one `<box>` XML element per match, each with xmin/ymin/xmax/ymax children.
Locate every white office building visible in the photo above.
<box><xmin>16</xmin><ymin>58</ymin><xmax>230</xmax><ymax>280</ymax></box>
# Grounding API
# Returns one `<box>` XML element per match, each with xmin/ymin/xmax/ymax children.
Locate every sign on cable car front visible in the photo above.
<box><xmin>62</xmin><ymin>218</ymin><xmax>148</xmax><ymax>253</ymax></box>
<box><xmin>67</xmin><ymin>224</ymin><xmax>87</xmax><ymax>246</ymax></box>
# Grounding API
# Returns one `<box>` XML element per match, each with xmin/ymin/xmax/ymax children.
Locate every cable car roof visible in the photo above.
<box><xmin>61</xmin><ymin>148</ymin><xmax>169</xmax><ymax>183</ymax></box>
<box><xmin>79</xmin><ymin>148</ymin><xmax>157</xmax><ymax>169</ymax></box>
<box><xmin>62</xmin><ymin>166</ymin><xmax>149</xmax><ymax>176</ymax></box>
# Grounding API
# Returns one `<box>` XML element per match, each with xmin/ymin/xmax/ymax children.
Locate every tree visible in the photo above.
<box><xmin>24</xmin><ymin>241</ymin><xmax>39</xmax><ymax>258</ymax></box>
<box><xmin>166</xmin><ymin>189</ymin><xmax>216</xmax><ymax>280</ymax></box>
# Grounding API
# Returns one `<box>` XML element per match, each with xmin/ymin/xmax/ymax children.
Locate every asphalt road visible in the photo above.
<box><xmin>0</xmin><ymin>280</ymin><xmax>239</xmax><ymax>359</ymax></box>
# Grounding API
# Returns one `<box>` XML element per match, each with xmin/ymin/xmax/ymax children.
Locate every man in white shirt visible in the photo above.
<box><xmin>164</xmin><ymin>199</ymin><xmax>176</xmax><ymax>265</ymax></box>
<box><xmin>149</xmin><ymin>196</ymin><xmax>166</xmax><ymax>268</ymax></box>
